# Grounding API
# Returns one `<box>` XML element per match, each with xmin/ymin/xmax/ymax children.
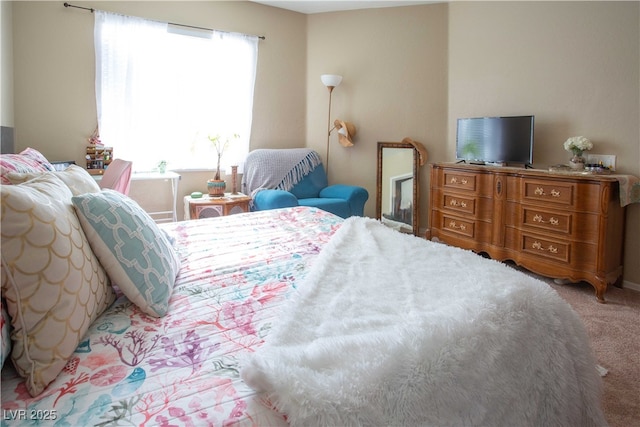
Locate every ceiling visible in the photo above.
<box><xmin>250</xmin><ymin>1</ymin><xmax>438</xmax><ymax>15</ymax></box>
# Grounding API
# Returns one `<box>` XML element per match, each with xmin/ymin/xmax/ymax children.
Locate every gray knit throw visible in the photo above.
<box><xmin>242</xmin><ymin>149</ymin><xmax>322</xmax><ymax>198</ymax></box>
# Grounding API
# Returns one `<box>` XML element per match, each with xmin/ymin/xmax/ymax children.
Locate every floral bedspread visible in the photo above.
<box><xmin>1</xmin><ymin>207</ymin><xmax>342</xmax><ymax>426</ymax></box>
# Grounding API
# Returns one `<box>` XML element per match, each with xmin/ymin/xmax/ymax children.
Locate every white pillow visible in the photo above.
<box><xmin>72</xmin><ymin>190</ymin><xmax>180</xmax><ymax>317</ymax></box>
<box><xmin>6</xmin><ymin>164</ymin><xmax>101</xmax><ymax>195</ymax></box>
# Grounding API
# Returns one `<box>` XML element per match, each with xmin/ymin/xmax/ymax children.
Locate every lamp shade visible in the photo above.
<box><xmin>321</xmin><ymin>74</ymin><xmax>343</xmax><ymax>88</ymax></box>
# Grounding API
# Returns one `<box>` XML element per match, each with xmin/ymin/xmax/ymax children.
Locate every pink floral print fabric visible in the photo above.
<box><xmin>1</xmin><ymin>207</ymin><xmax>342</xmax><ymax>426</ymax></box>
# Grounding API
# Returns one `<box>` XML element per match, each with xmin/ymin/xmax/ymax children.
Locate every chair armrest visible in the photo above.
<box><xmin>319</xmin><ymin>184</ymin><xmax>369</xmax><ymax>216</ymax></box>
<box><xmin>320</xmin><ymin>184</ymin><xmax>368</xmax><ymax>200</ymax></box>
<box><xmin>253</xmin><ymin>189</ymin><xmax>299</xmax><ymax>211</ymax></box>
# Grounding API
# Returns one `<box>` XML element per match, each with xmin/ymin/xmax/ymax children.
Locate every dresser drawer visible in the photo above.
<box><xmin>443</xmin><ymin>171</ymin><xmax>478</xmax><ymax>192</ymax></box>
<box><xmin>518</xmin><ymin>178</ymin><xmax>604</xmax><ymax>213</ymax></box>
<box><xmin>521</xmin><ymin>207</ymin><xmax>571</xmax><ymax>234</ymax></box>
<box><xmin>507</xmin><ymin>202</ymin><xmax>601</xmax><ymax>241</ymax></box>
<box><xmin>442</xmin><ymin>193</ymin><xmax>476</xmax><ymax>216</ymax></box>
<box><xmin>442</xmin><ymin>214</ymin><xmax>475</xmax><ymax>238</ymax></box>
<box><xmin>522</xmin><ymin>179</ymin><xmax>575</xmax><ymax>206</ymax></box>
<box><xmin>433</xmin><ymin>211</ymin><xmax>491</xmax><ymax>241</ymax></box>
<box><xmin>521</xmin><ymin>233</ymin><xmax>570</xmax><ymax>263</ymax></box>
<box><xmin>506</xmin><ymin>229</ymin><xmax>598</xmax><ymax>269</ymax></box>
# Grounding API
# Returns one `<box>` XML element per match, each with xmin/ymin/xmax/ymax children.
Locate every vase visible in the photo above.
<box><xmin>230</xmin><ymin>165</ymin><xmax>238</xmax><ymax>194</ymax></box>
<box><xmin>569</xmin><ymin>154</ymin><xmax>585</xmax><ymax>170</ymax></box>
<box><xmin>207</xmin><ymin>179</ymin><xmax>226</xmax><ymax>197</ymax></box>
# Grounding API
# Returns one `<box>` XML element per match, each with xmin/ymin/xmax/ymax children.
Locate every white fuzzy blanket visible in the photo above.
<box><xmin>241</xmin><ymin>217</ymin><xmax>607</xmax><ymax>427</ymax></box>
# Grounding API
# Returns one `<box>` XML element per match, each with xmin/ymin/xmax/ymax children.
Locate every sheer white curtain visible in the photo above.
<box><xmin>94</xmin><ymin>11</ymin><xmax>258</xmax><ymax>172</ymax></box>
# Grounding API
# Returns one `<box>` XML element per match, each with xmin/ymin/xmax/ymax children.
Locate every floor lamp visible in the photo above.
<box><xmin>321</xmin><ymin>74</ymin><xmax>342</xmax><ymax>176</ymax></box>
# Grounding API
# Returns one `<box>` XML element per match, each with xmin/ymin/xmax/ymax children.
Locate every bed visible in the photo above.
<box><xmin>1</xmin><ymin>150</ymin><xmax>607</xmax><ymax>426</ymax></box>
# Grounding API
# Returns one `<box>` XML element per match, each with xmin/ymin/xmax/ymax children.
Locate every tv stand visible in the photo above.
<box><xmin>429</xmin><ymin>163</ymin><xmax>626</xmax><ymax>303</ymax></box>
<box><xmin>456</xmin><ymin>160</ymin><xmax>533</xmax><ymax>169</ymax></box>
<box><xmin>456</xmin><ymin>159</ymin><xmax>487</xmax><ymax>166</ymax></box>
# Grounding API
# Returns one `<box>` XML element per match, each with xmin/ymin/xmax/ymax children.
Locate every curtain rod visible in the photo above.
<box><xmin>63</xmin><ymin>2</ymin><xmax>266</xmax><ymax>40</ymax></box>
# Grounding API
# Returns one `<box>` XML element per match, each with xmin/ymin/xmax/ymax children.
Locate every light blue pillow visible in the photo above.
<box><xmin>72</xmin><ymin>190</ymin><xmax>180</xmax><ymax>317</ymax></box>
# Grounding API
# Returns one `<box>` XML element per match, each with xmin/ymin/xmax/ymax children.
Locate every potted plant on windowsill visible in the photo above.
<box><xmin>207</xmin><ymin>134</ymin><xmax>239</xmax><ymax>197</ymax></box>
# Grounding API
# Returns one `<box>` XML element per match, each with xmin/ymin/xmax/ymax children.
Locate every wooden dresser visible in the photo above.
<box><xmin>429</xmin><ymin>163</ymin><xmax>626</xmax><ymax>302</ymax></box>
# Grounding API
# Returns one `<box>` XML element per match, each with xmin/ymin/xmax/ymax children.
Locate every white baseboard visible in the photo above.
<box><xmin>623</xmin><ymin>280</ymin><xmax>640</xmax><ymax>292</ymax></box>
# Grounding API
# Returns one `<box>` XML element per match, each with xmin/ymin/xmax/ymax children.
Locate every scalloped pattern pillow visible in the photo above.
<box><xmin>7</xmin><ymin>164</ymin><xmax>101</xmax><ymax>196</ymax></box>
<box><xmin>0</xmin><ymin>147</ymin><xmax>54</xmax><ymax>185</ymax></box>
<box><xmin>0</xmin><ymin>173</ymin><xmax>115</xmax><ymax>396</ymax></box>
<box><xmin>72</xmin><ymin>190</ymin><xmax>180</xmax><ymax>317</ymax></box>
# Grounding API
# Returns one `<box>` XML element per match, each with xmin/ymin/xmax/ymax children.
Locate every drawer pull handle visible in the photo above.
<box><xmin>534</xmin><ymin>187</ymin><xmax>561</xmax><ymax>198</ymax></box>
<box><xmin>450</xmin><ymin>177</ymin><xmax>468</xmax><ymax>185</ymax></box>
<box><xmin>533</xmin><ymin>214</ymin><xmax>559</xmax><ymax>225</ymax></box>
<box><xmin>449</xmin><ymin>199</ymin><xmax>467</xmax><ymax>208</ymax></box>
<box><xmin>448</xmin><ymin>220</ymin><xmax>466</xmax><ymax>231</ymax></box>
<box><xmin>532</xmin><ymin>240</ymin><xmax>559</xmax><ymax>253</ymax></box>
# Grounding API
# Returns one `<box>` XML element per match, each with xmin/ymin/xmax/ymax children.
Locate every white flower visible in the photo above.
<box><xmin>563</xmin><ymin>136</ymin><xmax>593</xmax><ymax>153</ymax></box>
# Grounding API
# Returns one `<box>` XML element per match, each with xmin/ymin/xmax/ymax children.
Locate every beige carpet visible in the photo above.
<box><xmin>529</xmin><ymin>272</ymin><xmax>640</xmax><ymax>427</ymax></box>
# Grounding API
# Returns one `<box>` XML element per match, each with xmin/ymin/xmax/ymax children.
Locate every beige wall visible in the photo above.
<box><xmin>306</xmin><ymin>1</ymin><xmax>639</xmax><ymax>286</ymax></box>
<box><xmin>306</xmin><ymin>4</ymin><xmax>449</xmax><ymax>228</ymax></box>
<box><xmin>10</xmin><ymin>1</ymin><xmax>307</xmax><ymax>206</ymax></box>
<box><xmin>1</xmin><ymin>1</ymin><xmax>14</xmax><ymax>127</ymax></box>
<box><xmin>448</xmin><ymin>1</ymin><xmax>639</xmax><ymax>287</ymax></box>
<box><xmin>449</xmin><ymin>2</ymin><xmax>639</xmax><ymax>172</ymax></box>
<box><xmin>6</xmin><ymin>1</ymin><xmax>640</xmax><ymax>285</ymax></box>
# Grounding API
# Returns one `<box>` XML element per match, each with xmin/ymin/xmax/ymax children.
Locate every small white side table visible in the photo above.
<box><xmin>94</xmin><ymin>171</ymin><xmax>181</xmax><ymax>222</ymax></box>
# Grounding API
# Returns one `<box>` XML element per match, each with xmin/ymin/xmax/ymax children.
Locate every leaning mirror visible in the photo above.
<box><xmin>376</xmin><ymin>139</ymin><xmax>427</xmax><ymax>236</ymax></box>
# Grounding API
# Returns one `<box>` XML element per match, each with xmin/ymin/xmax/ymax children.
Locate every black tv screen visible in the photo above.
<box><xmin>456</xmin><ymin>115</ymin><xmax>534</xmax><ymax>166</ymax></box>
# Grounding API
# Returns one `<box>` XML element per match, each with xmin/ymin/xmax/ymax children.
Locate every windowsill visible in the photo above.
<box><xmin>129</xmin><ymin>168</ymin><xmax>214</xmax><ymax>174</ymax></box>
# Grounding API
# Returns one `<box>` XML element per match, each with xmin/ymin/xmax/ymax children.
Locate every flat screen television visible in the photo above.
<box><xmin>456</xmin><ymin>115</ymin><xmax>534</xmax><ymax>167</ymax></box>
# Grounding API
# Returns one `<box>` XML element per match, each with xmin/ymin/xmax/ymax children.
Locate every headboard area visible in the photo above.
<box><xmin>0</xmin><ymin>127</ymin><xmax>14</xmax><ymax>154</ymax></box>
<box><xmin>0</xmin><ymin>147</ymin><xmax>55</xmax><ymax>185</ymax></box>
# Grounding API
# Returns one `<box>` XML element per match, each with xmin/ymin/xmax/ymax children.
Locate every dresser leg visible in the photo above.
<box><xmin>593</xmin><ymin>279</ymin><xmax>607</xmax><ymax>304</ymax></box>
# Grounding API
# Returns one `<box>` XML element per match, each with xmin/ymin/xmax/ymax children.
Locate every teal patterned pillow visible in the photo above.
<box><xmin>72</xmin><ymin>190</ymin><xmax>180</xmax><ymax>317</ymax></box>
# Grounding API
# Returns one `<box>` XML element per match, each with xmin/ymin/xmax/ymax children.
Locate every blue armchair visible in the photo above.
<box><xmin>242</xmin><ymin>148</ymin><xmax>368</xmax><ymax>218</ymax></box>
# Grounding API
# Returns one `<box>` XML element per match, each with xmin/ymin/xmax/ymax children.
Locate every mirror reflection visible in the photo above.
<box><xmin>376</xmin><ymin>139</ymin><xmax>427</xmax><ymax>235</ymax></box>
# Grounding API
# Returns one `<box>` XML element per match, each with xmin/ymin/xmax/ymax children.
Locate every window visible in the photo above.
<box><xmin>94</xmin><ymin>11</ymin><xmax>258</xmax><ymax>172</ymax></box>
